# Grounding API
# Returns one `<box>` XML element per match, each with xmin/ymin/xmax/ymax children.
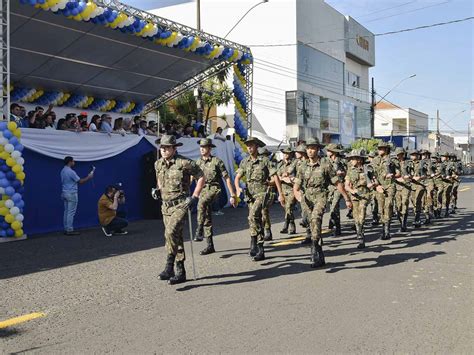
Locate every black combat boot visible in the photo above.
<box><xmin>200</xmin><ymin>236</ymin><xmax>215</xmax><ymax>255</ymax></box>
<box><xmin>168</xmin><ymin>261</ymin><xmax>186</xmax><ymax>285</ymax></box>
<box><xmin>288</xmin><ymin>220</ymin><xmax>296</xmax><ymax>235</ymax></box>
<box><xmin>300</xmin><ymin>216</ymin><xmax>309</xmax><ymax>228</ymax></box>
<box><xmin>159</xmin><ymin>254</ymin><xmax>175</xmax><ymax>280</ymax></box>
<box><xmin>423</xmin><ymin>212</ymin><xmax>431</xmax><ymax>225</ymax></box>
<box><xmin>443</xmin><ymin>208</ymin><xmax>450</xmax><ymax>218</ymax></box>
<box><xmin>334</xmin><ymin>218</ymin><xmax>342</xmax><ymax>237</ymax></box>
<box><xmin>401</xmin><ymin>214</ymin><xmax>408</xmax><ymax>232</ymax></box>
<box><xmin>310</xmin><ymin>241</ymin><xmax>326</xmax><ymax>268</ymax></box>
<box><xmin>413</xmin><ymin>213</ymin><xmax>421</xmax><ymax>228</ymax></box>
<box><xmin>193</xmin><ymin>225</ymin><xmax>204</xmax><ymax>242</ymax></box>
<box><xmin>253</xmin><ymin>243</ymin><xmax>265</xmax><ymax>261</ymax></box>
<box><xmin>371</xmin><ymin>215</ymin><xmax>379</xmax><ymax>226</ymax></box>
<box><xmin>249</xmin><ymin>236</ymin><xmax>258</xmax><ymax>257</ymax></box>
<box><xmin>264</xmin><ymin>228</ymin><xmax>273</xmax><ymax>241</ymax></box>
<box><xmin>328</xmin><ymin>217</ymin><xmax>334</xmax><ymax>230</ymax></box>
<box><xmin>301</xmin><ymin>229</ymin><xmax>312</xmax><ymax>245</ymax></box>
<box><xmin>356</xmin><ymin>225</ymin><xmax>365</xmax><ymax>249</ymax></box>
<box><xmin>280</xmin><ymin>218</ymin><xmax>289</xmax><ymax>234</ymax></box>
<box><xmin>434</xmin><ymin>209</ymin><xmax>441</xmax><ymax>219</ymax></box>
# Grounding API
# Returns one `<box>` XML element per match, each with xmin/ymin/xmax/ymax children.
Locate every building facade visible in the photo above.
<box><xmin>151</xmin><ymin>0</ymin><xmax>374</xmax><ymax>143</ymax></box>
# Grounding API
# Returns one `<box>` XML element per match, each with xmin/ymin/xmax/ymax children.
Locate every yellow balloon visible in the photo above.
<box><xmin>2</xmin><ymin>195</ymin><xmax>8</xmax><ymax>201</ymax></box>
<box><xmin>5</xmin><ymin>214</ymin><xmax>15</xmax><ymax>224</ymax></box>
<box><xmin>6</xmin><ymin>158</ymin><xmax>16</xmax><ymax>167</ymax></box>
<box><xmin>73</xmin><ymin>14</ymin><xmax>83</xmax><ymax>21</ymax></box>
<box><xmin>7</xmin><ymin>121</ymin><xmax>17</xmax><ymax>131</ymax></box>
<box><xmin>0</xmin><ymin>145</ymin><xmax>4</xmax><ymax>153</ymax></box>
<box><xmin>11</xmin><ymin>221</ymin><xmax>21</xmax><ymax>230</ymax></box>
<box><xmin>0</xmin><ymin>201</ymin><xmax>5</xmax><ymax>208</ymax></box>
<box><xmin>13</xmin><ymin>129</ymin><xmax>21</xmax><ymax>138</ymax></box>
<box><xmin>0</xmin><ymin>207</ymin><xmax>8</xmax><ymax>216</ymax></box>
<box><xmin>12</xmin><ymin>164</ymin><xmax>22</xmax><ymax>173</ymax></box>
<box><xmin>0</xmin><ymin>152</ymin><xmax>8</xmax><ymax>160</ymax></box>
<box><xmin>16</xmin><ymin>172</ymin><xmax>26</xmax><ymax>181</ymax></box>
<box><xmin>15</xmin><ymin>229</ymin><xmax>23</xmax><ymax>238</ymax></box>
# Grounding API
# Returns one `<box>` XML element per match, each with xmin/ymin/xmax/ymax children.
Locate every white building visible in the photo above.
<box><xmin>151</xmin><ymin>0</ymin><xmax>375</xmax><ymax>144</ymax></box>
<box><xmin>375</xmin><ymin>102</ymin><xmax>429</xmax><ymax>149</ymax></box>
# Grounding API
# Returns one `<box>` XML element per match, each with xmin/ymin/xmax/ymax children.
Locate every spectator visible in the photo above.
<box><xmin>10</xmin><ymin>103</ymin><xmax>28</xmax><ymax>127</ymax></box>
<box><xmin>61</xmin><ymin>156</ymin><xmax>94</xmax><ymax>235</ymax></box>
<box><xmin>65</xmin><ymin>113</ymin><xmax>80</xmax><ymax>131</ymax></box>
<box><xmin>27</xmin><ymin>110</ymin><xmax>42</xmax><ymax>128</ymax></box>
<box><xmin>147</xmin><ymin>121</ymin><xmax>157</xmax><ymax>134</ymax></box>
<box><xmin>98</xmin><ymin>185</ymin><xmax>129</xmax><ymax>237</ymax></box>
<box><xmin>89</xmin><ymin>115</ymin><xmax>101</xmax><ymax>132</ymax></box>
<box><xmin>56</xmin><ymin>118</ymin><xmax>67</xmax><ymax>130</ymax></box>
<box><xmin>196</xmin><ymin>125</ymin><xmax>206</xmax><ymax>138</ymax></box>
<box><xmin>80</xmin><ymin>120</ymin><xmax>88</xmax><ymax>131</ymax></box>
<box><xmin>214</xmin><ymin>127</ymin><xmax>226</xmax><ymax>142</ymax></box>
<box><xmin>182</xmin><ymin>124</ymin><xmax>193</xmax><ymax>138</ymax></box>
<box><xmin>113</xmin><ymin>117</ymin><xmax>126</xmax><ymax>136</ymax></box>
<box><xmin>193</xmin><ymin>118</ymin><xmax>203</xmax><ymax>134</ymax></box>
<box><xmin>19</xmin><ymin>106</ymin><xmax>27</xmax><ymax>120</ymax></box>
<box><xmin>100</xmin><ymin>114</ymin><xmax>113</xmax><ymax>133</ymax></box>
<box><xmin>78</xmin><ymin>112</ymin><xmax>88</xmax><ymax>126</ymax></box>
<box><xmin>123</xmin><ymin>118</ymin><xmax>133</xmax><ymax>133</ymax></box>
<box><xmin>44</xmin><ymin>113</ymin><xmax>55</xmax><ymax>130</ymax></box>
<box><xmin>138</xmin><ymin>120</ymin><xmax>148</xmax><ymax>136</ymax></box>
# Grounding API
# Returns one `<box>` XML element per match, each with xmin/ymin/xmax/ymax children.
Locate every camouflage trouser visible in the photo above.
<box><xmin>196</xmin><ymin>185</ymin><xmax>220</xmax><ymax>238</ymax></box>
<box><xmin>282</xmin><ymin>185</ymin><xmax>296</xmax><ymax>222</ymax></box>
<box><xmin>442</xmin><ymin>183</ymin><xmax>453</xmax><ymax>210</ymax></box>
<box><xmin>328</xmin><ymin>188</ymin><xmax>342</xmax><ymax>224</ymax></box>
<box><xmin>395</xmin><ymin>187</ymin><xmax>410</xmax><ymax>216</ymax></box>
<box><xmin>248</xmin><ymin>194</ymin><xmax>266</xmax><ymax>244</ymax></box>
<box><xmin>423</xmin><ymin>181</ymin><xmax>435</xmax><ymax>213</ymax></box>
<box><xmin>434</xmin><ymin>180</ymin><xmax>444</xmax><ymax>212</ymax></box>
<box><xmin>370</xmin><ymin>191</ymin><xmax>379</xmax><ymax>220</ymax></box>
<box><xmin>306</xmin><ymin>191</ymin><xmax>328</xmax><ymax>241</ymax></box>
<box><xmin>262</xmin><ymin>191</ymin><xmax>275</xmax><ymax>229</ymax></box>
<box><xmin>352</xmin><ymin>198</ymin><xmax>368</xmax><ymax>227</ymax></box>
<box><xmin>411</xmin><ymin>185</ymin><xmax>426</xmax><ymax>215</ymax></box>
<box><xmin>375</xmin><ymin>186</ymin><xmax>396</xmax><ymax>224</ymax></box>
<box><xmin>162</xmin><ymin>200</ymin><xmax>188</xmax><ymax>262</ymax></box>
<box><xmin>451</xmin><ymin>180</ymin><xmax>459</xmax><ymax>207</ymax></box>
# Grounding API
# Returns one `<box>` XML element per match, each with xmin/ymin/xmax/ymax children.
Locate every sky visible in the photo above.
<box><xmin>125</xmin><ymin>0</ymin><xmax>473</xmax><ymax>133</ymax></box>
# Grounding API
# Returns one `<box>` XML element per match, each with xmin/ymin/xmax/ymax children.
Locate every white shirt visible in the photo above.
<box><xmin>89</xmin><ymin>123</ymin><xmax>98</xmax><ymax>132</ymax></box>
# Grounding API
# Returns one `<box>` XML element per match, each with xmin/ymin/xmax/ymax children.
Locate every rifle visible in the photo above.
<box><xmin>351</xmin><ymin>191</ymin><xmax>370</xmax><ymax>201</ymax></box>
<box><xmin>242</xmin><ymin>187</ymin><xmax>255</xmax><ymax>204</ymax></box>
<box><xmin>262</xmin><ymin>186</ymin><xmax>272</xmax><ymax>207</ymax></box>
<box><xmin>394</xmin><ymin>179</ymin><xmax>415</xmax><ymax>192</ymax></box>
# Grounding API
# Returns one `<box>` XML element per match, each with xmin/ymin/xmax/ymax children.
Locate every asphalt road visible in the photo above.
<box><xmin>1</xmin><ymin>177</ymin><xmax>473</xmax><ymax>353</ymax></box>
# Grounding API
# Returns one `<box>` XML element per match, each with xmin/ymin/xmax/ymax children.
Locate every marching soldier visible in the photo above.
<box><xmin>440</xmin><ymin>152</ymin><xmax>455</xmax><ymax>218</ymax></box>
<box><xmin>344</xmin><ymin>149</ymin><xmax>372</xmax><ymax>249</ymax></box>
<box><xmin>293</xmin><ymin>138</ymin><xmax>352</xmax><ymax>268</ymax></box>
<box><xmin>294</xmin><ymin>144</ymin><xmax>312</xmax><ymax>245</ymax></box>
<box><xmin>394</xmin><ymin>147</ymin><xmax>411</xmax><ymax>232</ymax></box>
<box><xmin>407</xmin><ymin>150</ymin><xmax>427</xmax><ymax>227</ymax></box>
<box><xmin>421</xmin><ymin>150</ymin><xmax>435</xmax><ymax>224</ymax></box>
<box><xmin>277</xmin><ymin>147</ymin><xmax>297</xmax><ymax>235</ymax></box>
<box><xmin>194</xmin><ymin>138</ymin><xmax>237</xmax><ymax>255</ymax></box>
<box><xmin>432</xmin><ymin>152</ymin><xmax>444</xmax><ymax>218</ymax></box>
<box><xmin>326</xmin><ymin>143</ymin><xmax>346</xmax><ymax>236</ymax></box>
<box><xmin>235</xmin><ymin>137</ymin><xmax>285</xmax><ymax>261</ymax></box>
<box><xmin>367</xmin><ymin>151</ymin><xmax>379</xmax><ymax>226</ymax></box>
<box><xmin>371</xmin><ymin>142</ymin><xmax>396</xmax><ymax>240</ymax></box>
<box><xmin>153</xmin><ymin>135</ymin><xmax>205</xmax><ymax>285</ymax></box>
<box><xmin>450</xmin><ymin>154</ymin><xmax>462</xmax><ymax>212</ymax></box>
<box><xmin>259</xmin><ymin>147</ymin><xmax>277</xmax><ymax>241</ymax></box>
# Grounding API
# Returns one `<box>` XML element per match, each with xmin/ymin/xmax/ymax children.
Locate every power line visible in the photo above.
<box><xmin>249</xmin><ymin>16</ymin><xmax>474</xmax><ymax>47</ymax></box>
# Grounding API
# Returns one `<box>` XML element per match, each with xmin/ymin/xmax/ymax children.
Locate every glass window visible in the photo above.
<box><xmin>320</xmin><ymin>97</ymin><xmax>340</xmax><ymax>133</ymax></box>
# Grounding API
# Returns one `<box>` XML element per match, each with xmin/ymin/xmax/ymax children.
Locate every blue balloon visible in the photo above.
<box><xmin>5</xmin><ymin>187</ymin><xmax>14</xmax><ymax>196</ymax></box>
<box><xmin>1</xmin><ymin>221</ymin><xmax>9</xmax><ymax>229</ymax></box>
<box><xmin>0</xmin><ymin>172</ymin><xmax>5</xmax><ymax>179</ymax></box>
<box><xmin>6</xmin><ymin>172</ymin><xmax>16</xmax><ymax>181</ymax></box>
<box><xmin>17</xmin><ymin>201</ymin><xmax>25</xmax><ymax>209</ymax></box>
<box><xmin>18</xmin><ymin>186</ymin><xmax>25</xmax><ymax>194</ymax></box>
<box><xmin>9</xmin><ymin>137</ymin><xmax>18</xmax><ymax>145</ymax></box>
<box><xmin>0</xmin><ymin>230</ymin><xmax>6</xmax><ymax>238</ymax></box>
<box><xmin>3</xmin><ymin>130</ymin><xmax>12</xmax><ymax>139</ymax></box>
<box><xmin>6</xmin><ymin>228</ymin><xmax>14</xmax><ymax>237</ymax></box>
<box><xmin>12</xmin><ymin>192</ymin><xmax>21</xmax><ymax>202</ymax></box>
<box><xmin>28</xmin><ymin>0</ymin><xmax>36</xmax><ymax>5</ymax></box>
<box><xmin>16</xmin><ymin>144</ymin><xmax>24</xmax><ymax>152</ymax></box>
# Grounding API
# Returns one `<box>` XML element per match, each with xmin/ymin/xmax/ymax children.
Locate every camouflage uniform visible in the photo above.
<box><xmin>367</xmin><ymin>152</ymin><xmax>380</xmax><ymax>225</ymax></box>
<box><xmin>237</xmin><ymin>138</ymin><xmax>277</xmax><ymax>259</ymax></box>
<box><xmin>432</xmin><ymin>154</ymin><xmax>444</xmax><ymax>218</ymax></box>
<box><xmin>154</xmin><ymin>135</ymin><xmax>204</xmax><ymax>285</ymax></box>
<box><xmin>276</xmin><ymin>148</ymin><xmax>297</xmax><ymax>235</ymax></box>
<box><xmin>439</xmin><ymin>153</ymin><xmax>454</xmax><ymax>217</ymax></box>
<box><xmin>294</xmin><ymin>144</ymin><xmax>312</xmax><ymax>244</ymax></box>
<box><xmin>406</xmin><ymin>151</ymin><xmax>427</xmax><ymax>226</ymax></box>
<box><xmin>326</xmin><ymin>144</ymin><xmax>346</xmax><ymax>236</ymax></box>
<box><xmin>450</xmin><ymin>156</ymin><xmax>462</xmax><ymax>212</ymax></box>
<box><xmin>195</xmin><ymin>138</ymin><xmax>230</xmax><ymax>254</ymax></box>
<box><xmin>421</xmin><ymin>150</ymin><xmax>435</xmax><ymax>224</ymax></box>
<box><xmin>294</xmin><ymin>138</ymin><xmax>340</xmax><ymax>267</ymax></box>
<box><xmin>371</xmin><ymin>143</ymin><xmax>396</xmax><ymax>239</ymax></box>
<box><xmin>345</xmin><ymin>149</ymin><xmax>371</xmax><ymax>248</ymax></box>
<box><xmin>259</xmin><ymin>147</ymin><xmax>276</xmax><ymax>241</ymax></box>
<box><xmin>394</xmin><ymin>148</ymin><xmax>411</xmax><ymax>232</ymax></box>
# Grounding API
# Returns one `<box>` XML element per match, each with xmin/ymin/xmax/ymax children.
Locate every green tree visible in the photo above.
<box><xmin>202</xmin><ymin>78</ymin><xmax>233</xmax><ymax>129</ymax></box>
<box><xmin>167</xmin><ymin>91</ymin><xmax>197</xmax><ymax>126</ymax></box>
<box><xmin>350</xmin><ymin>138</ymin><xmax>383</xmax><ymax>153</ymax></box>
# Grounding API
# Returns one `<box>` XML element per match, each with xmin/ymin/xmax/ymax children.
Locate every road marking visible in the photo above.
<box><xmin>0</xmin><ymin>312</ymin><xmax>45</xmax><ymax>329</ymax></box>
<box><xmin>271</xmin><ymin>229</ymin><xmax>331</xmax><ymax>246</ymax></box>
<box><xmin>459</xmin><ymin>187</ymin><xmax>470</xmax><ymax>192</ymax></box>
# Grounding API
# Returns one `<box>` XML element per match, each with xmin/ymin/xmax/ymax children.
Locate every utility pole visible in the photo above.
<box><xmin>436</xmin><ymin>109</ymin><xmax>440</xmax><ymax>152</ymax></box>
<box><xmin>468</xmin><ymin>121</ymin><xmax>471</xmax><ymax>164</ymax></box>
<box><xmin>371</xmin><ymin>77</ymin><xmax>375</xmax><ymax>137</ymax></box>
<box><xmin>196</xmin><ymin>0</ymin><xmax>204</xmax><ymax>132</ymax></box>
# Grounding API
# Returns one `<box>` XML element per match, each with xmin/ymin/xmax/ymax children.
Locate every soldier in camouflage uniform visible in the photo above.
<box><xmin>153</xmin><ymin>135</ymin><xmax>205</xmax><ymax>285</ymax></box>
<box><xmin>367</xmin><ymin>151</ymin><xmax>380</xmax><ymax>225</ymax></box>
<box><xmin>294</xmin><ymin>144</ymin><xmax>313</xmax><ymax>244</ymax></box>
<box><xmin>450</xmin><ymin>154</ymin><xmax>462</xmax><ymax>212</ymax></box>
<box><xmin>421</xmin><ymin>150</ymin><xmax>435</xmax><ymax>224</ymax></box>
<box><xmin>371</xmin><ymin>142</ymin><xmax>396</xmax><ymax>240</ymax></box>
<box><xmin>194</xmin><ymin>138</ymin><xmax>237</xmax><ymax>255</ymax></box>
<box><xmin>277</xmin><ymin>147</ymin><xmax>297</xmax><ymax>235</ymax></box>
<box><xmin>439</xmin><ymin>152</ymin><xmax>455</xmax><ymax>217</ymax></box>
<box><xmin>325</xmin><ymin>143</ymin><xmax>346</xmax><ymax>236</ymax></box>
<box><xmin>345</xmin><ymin>149</ymin><xmax>372</xmax><ymax>249</ymax></box>
<box><xmin>432</xmin><ymin>152</ymin><xmax>444</xmax><ymax>218</ymax></box>
<box><xmin>258</xmin><ymin>147</ymin><xmax>277</xmax><ymax>241</ymax></box>
<box><xmin>393</xmin><ymin>147</ymin><xmax>411</xmax><ymax>232</ymax></box>
<box><xmin>407</xmin><ymin>150</ymin><xmax>427</xmax><ymax>227</ymax></box>
<box><xmin>293</xmin><ymin>138</ymin><xmax>352</xmax><ymax>268</ymax></box>
<box><xmin>235</xmin><ymin>137</ymin><xmax>285</xmax><ymax>261</ymax></box>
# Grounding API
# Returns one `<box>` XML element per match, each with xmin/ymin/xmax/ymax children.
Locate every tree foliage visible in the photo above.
<box><xmin>350</xmin><ymin>138</ymin><xmax>383</xmax><ymax>153</ymax></box>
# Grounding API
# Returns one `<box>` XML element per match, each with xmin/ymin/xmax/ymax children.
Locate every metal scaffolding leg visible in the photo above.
<box><xmin>0</xmin><ymin>0</ymin><xmax>10</xmax><ymax>120</ymax></box>
<box><xmin>243</xmin><ymin>63</ymin><xmax>253</xmax><ymax>136</ymax></box>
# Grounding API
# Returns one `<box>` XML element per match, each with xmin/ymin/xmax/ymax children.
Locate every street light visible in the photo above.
<box><xmin>224</xmin><ymin>0</ymin><xmax>269</xmax><ymax>39</ymax></box>
<box><xmin>376</xmin><ymin>74</ymin><xmax>416</xmax><ymax>105</ymax></box>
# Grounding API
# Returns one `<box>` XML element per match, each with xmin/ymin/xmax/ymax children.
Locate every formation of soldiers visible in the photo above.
<box><xmin>152</xmin><ymin>135</ymin><xmax>463</xmax><ymax>285</ymax></box>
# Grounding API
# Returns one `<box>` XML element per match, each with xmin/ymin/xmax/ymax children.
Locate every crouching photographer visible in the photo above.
<box><xmin>98</xmin><ymin>184</ymin><xmax>129</xmax><ymax>237</ymax></box>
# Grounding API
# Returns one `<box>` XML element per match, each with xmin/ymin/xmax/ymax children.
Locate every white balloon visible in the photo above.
<box><xmin>10</xmin><ymin>206</ymin><xmax>20</xmax><ymax>216</ymax></box>
<box><xmin>16</xmin><ymin>157</ymin><xmax>25</xmax><ymax>165</ymax></box>
<box><xmin>11</xmin><ymin>151</ymin><xmax>21</xmax><ymax>159</ymax></box>
<box><xmin>4</xmin><ymin>144</ymin><xmax>14</xmax><ymax>153</ymax></box>
<box><xmin>0</xmin><ymin>131</ymin><xmax>3</xmax><ymax>137</ymax></box>
<box><xmin>15</xmin><ymin>214</ymin><xmax>24</xmax><ymax>222</ymax></box>
<box><xmin>5</xmin><ymin>199</ymin><xmax>14</xmax><ymax>209</ymax></box>
<box><xmin>0</xmin><ymin>187</ymin><xmax>5</xmax><ymax>195</ymax></box>
<box><xmin>0</xmin><ymin>137</ymin><xmax>7</xmax><ymax>145</ymax></box>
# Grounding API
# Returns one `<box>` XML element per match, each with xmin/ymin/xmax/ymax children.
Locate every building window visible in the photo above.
<box><xmin>320</xmin><ymin>97</ymin><xmax>340</xmax><ymax>133</ymax></box>
<box><xmin>347</xmin><ymin>71</ymin><xmax>360</xmax><ymax>88</ymax></box>
<box><xmin>355</xmin><ymin>106</ymin><xmax>371</xmax><ymax>138</ymax></box>
<box><xmin>286</xmin><ymin>91</ymin><xmax>297</xmax><ymax>126</ymax></box>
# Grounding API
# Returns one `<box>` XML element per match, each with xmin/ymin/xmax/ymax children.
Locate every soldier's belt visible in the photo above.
<box><xmin>162</xmin><ymin>196</ymin><xmax>187</xmax><ymax>207</ymax></box>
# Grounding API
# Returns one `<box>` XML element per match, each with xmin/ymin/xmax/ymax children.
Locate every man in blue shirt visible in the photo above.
<box><xmin>61</xmin><ymin>156</ymin><xmax>94</xmax><ymax>235</ymax></box>
<box><xmin>100</xmin><ymin>114</ymin><xmax>113</xmax><ymax>134</ymax></box>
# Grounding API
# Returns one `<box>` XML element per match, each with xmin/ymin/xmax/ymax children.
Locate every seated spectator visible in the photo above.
<box><xmin>196</xmin><ymin>125</ymin><xmax>206</xmax><ymax>138</ymax></box>
<box><xmin>138</xmin><ymin>120</ymin><xmax>148</xmax><ymax>136</ymax></box>
<box><xmin>89</xmin><ymin>115</ymin><xmax>101</xmax><ymax>132</ymax></box>
<box><xmin>100</xmin><ymin>114</ymin><xmax>113</xmax><ymax>133</ymax></box>
<box><xmin>181</xmin><ymin>124</ymin><xmax>193</xmax><ymax>138</ymax></box>
<box><xmin>214</xmin><ymin>127</ymin><xmax>226</xmax><ymax>141</ymax></box>
<box><xmin>57</xmin><ymin>118</ymin><xmax>67</xmax><ymax>130</ymax></box>
<box><xmin>80</xmin><ymin>120</ymin><xmax>88</xmax><ymax>131</ymax></box>
<box><xmin>44</xmin><ymin>112</ymin><xmax>55</xmax><ymax>130</ymax></box>
<box><xmin>147</xmin><ymin>121</ymin><xmax>157</xmax><ymax>134</ymax></box>
<box><xmin>65</xmin><ymin>113</ymin><xmax>80</xmax><ymax>131</ymax></box>
<box><xmin>10</xmin><ymin>103</ymin><xmax>26</xmax><ymax>127</ymax></box>
<box><xmin>113</xmin><ymin>117</ymin><xmax>126</xmax><ymax>136</ymax></box>
<box><xmin>98</xmin><ymin>185</ymin><xmax>129</xmax><ymax>237</ymax></box>
<box><xmin>123</xmin><ymin>118</ymin><xmax>132</xmax><ymax>133</ymax></box>
<box><xmin>78</xmin><ymin>112</ymin><xmax>88</xmax><ymax>128</ymax></box>
<box><xmin>19</xmin><ymin>105</ymin><xmax>27</xmax><ymax>121</ymax></box>
<box><xmin>28</xmin><ymin>110</ymin><xmax>44</xmax><ymax>128</ymax></box>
